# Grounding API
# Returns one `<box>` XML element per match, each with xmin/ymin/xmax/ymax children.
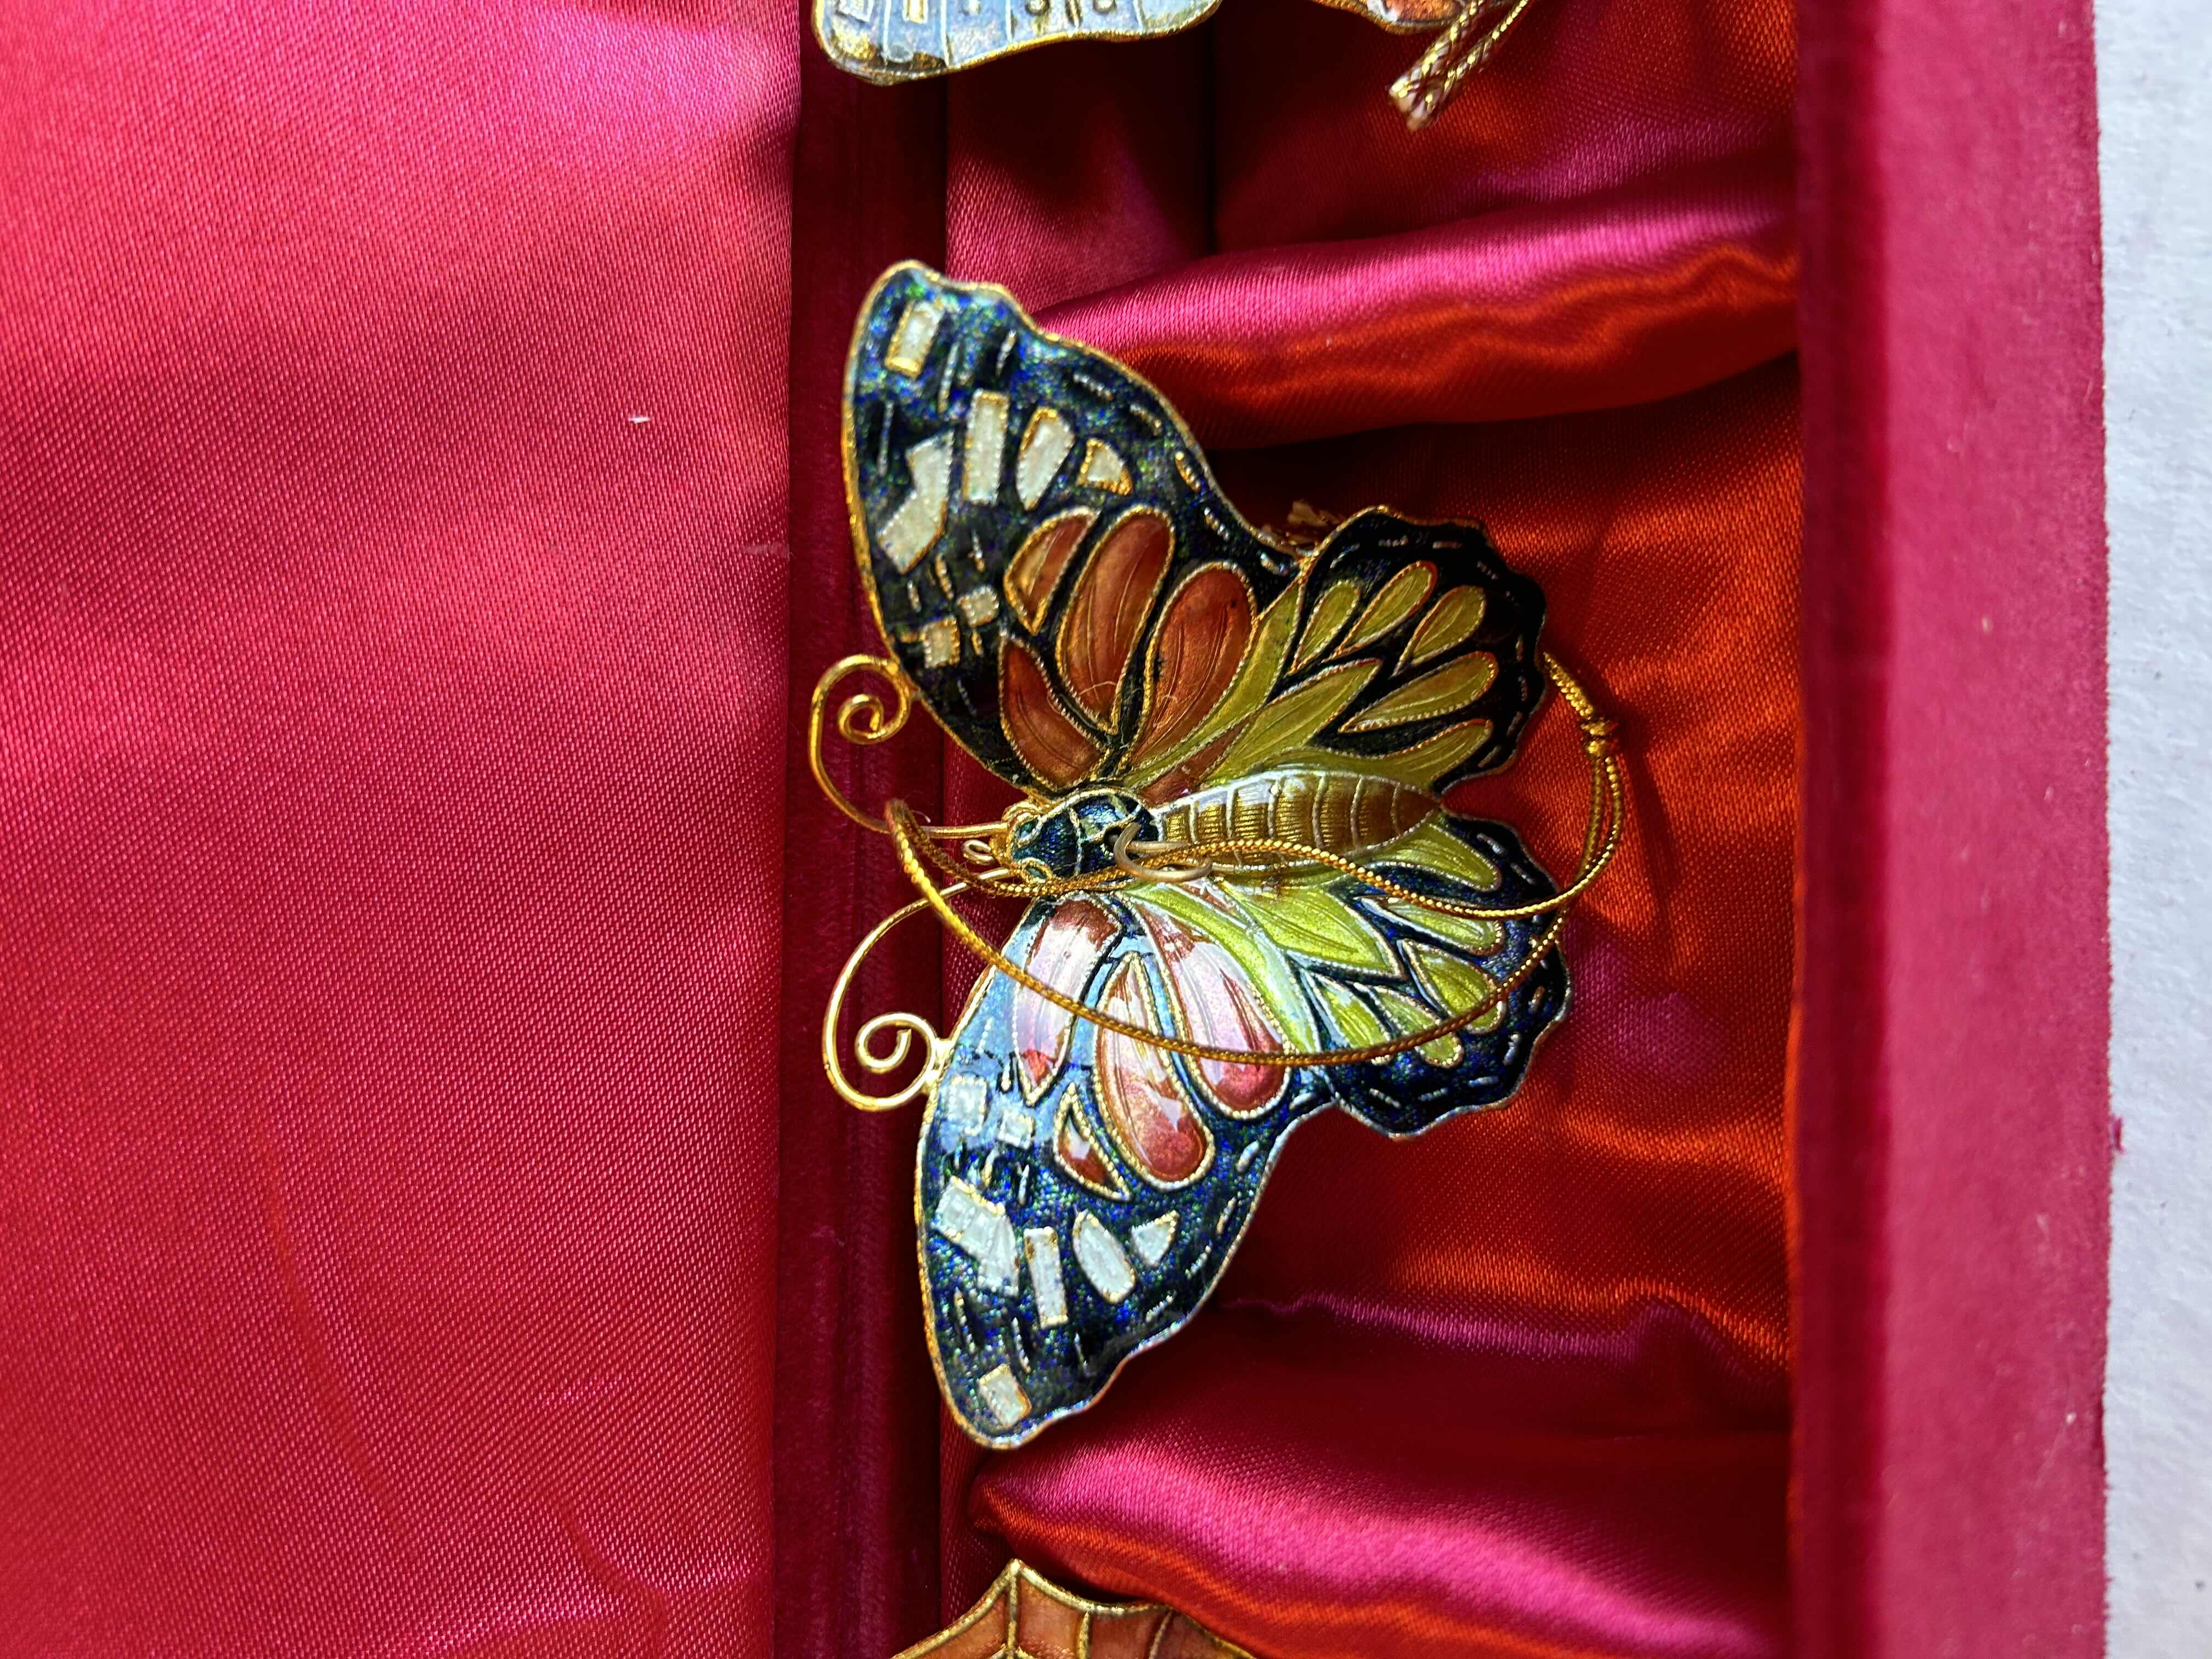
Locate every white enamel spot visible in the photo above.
<box><xmin>880</xmin><ymin>435</ymin><xmax>952</xmax><ymax>573</ymax></box>
<box><xmin>884</xmin><ymin>298</ymin><xmax>945</xmax><ymax>377</ymax></box>
<box><xmin>934</xmin><ymin>1178</ymin><xmax>1018</xmax><ymax>1293</ymax></box>
<box><xmin>938</xmin><ymin>1074</ymin><xmax>988</xmax><ymax>1136</ymax></box>
<box><xmin>963</xmin><ymin>390</ymin><xmax>1009</xmax><ymax>503</ymax></box>
<box><xmin>994</xmin><ymin>1104</ymin><xmax>1035</xmax><ymax>1149</ymax></box>
<box><xmin>1129</xmin><ymin>1211</ymin><xmax>1178</xmax><ymax>1267</ymax></box>
<box><xmin>976</xmin><ymin>1363</ymin><xmax>1030</xmax><ymax>1427</ymax></box>
<box><xmin>917</xmin><ymin>616</ymin><xmax>959</xmax><ymax>668</ymax></box>
<box><xmin>1079</xmin><ymin>439</ymin><xmax>1132</xmax><ymax>494</ymax></box>
<box><xmin>1015</xmin><ymin>408</ymin><xmax>1076</xmax><ymax>509</ymax></box>
<box><xmin>1073</xmin><ymin>1210</ymin><xmax>1135</xmax><ymax>1304</ymax></box>
<box><xmin>1024</xmin><ymin>1228</ymin><xmax>1068</xmax><ymax>1329</ymax></box>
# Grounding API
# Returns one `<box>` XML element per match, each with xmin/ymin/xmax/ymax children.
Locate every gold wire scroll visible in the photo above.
<box><xmin>808</xmin><ymin>653</ymin><xmax>916</xmax><ymax>836</ymax></box>
<box><xmin>816</xmin><ymin>650</ymin><xmax>1624</xmax><ymax>1103</ymax></box>
<box><xmin>809</xmin><ymin>654</ymin><xmax>1006</xmax><ymax>844</ymax></box>
<box><xmin>821</xmin><ymin>890</ymin><xmax>960</xmax><ymax>1111</ymax></box>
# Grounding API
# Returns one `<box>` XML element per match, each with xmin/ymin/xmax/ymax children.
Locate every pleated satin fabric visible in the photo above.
<box><xmin>3</xmin><ymin>0</ymin><xmax>1797</xmax><ymax>1654</ymax></box>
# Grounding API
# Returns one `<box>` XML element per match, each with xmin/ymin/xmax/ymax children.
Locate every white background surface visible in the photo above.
<box><xmin>2098</xmin><ymin>0</ymin><xmax>2212</xmax><ymax>1651</ymax></box>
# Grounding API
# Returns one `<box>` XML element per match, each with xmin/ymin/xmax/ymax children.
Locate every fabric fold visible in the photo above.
<box><xmin>973</xmin><ymin>1311</ymin><xmax>1788</xmax><ymax>1659</ymax></box>
<box><xmin>1035</xmin><ymin>154</ymin><xmax>1797</xmax><ymax>447</ymax></box>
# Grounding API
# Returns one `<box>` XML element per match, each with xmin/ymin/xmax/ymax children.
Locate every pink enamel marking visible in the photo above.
<box><xmin>1094</xmin><ymin>956</ymin><xmax>1212</xmax><ymax>1187</ymax></box>
<box><xmin>1132</xmin><ymin>904</ymin><xmax>1288</xmax><ymax>1119</ymax></box>
<box><xmin>1012</xmin><ymin>898</ymin><xmax>1117</xmax><ymax>1101</ymax></box>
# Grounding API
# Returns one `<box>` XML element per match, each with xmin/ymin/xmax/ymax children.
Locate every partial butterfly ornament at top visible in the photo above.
<box><xmin>812</xmin><ymin>0</ymin><xmax>1541</xmax><ymax>127</ymax></box>
<box><xmin>814</xmin><ymin>263</ymin><xmax>1626</xmax><ymax>1448</ymax></box>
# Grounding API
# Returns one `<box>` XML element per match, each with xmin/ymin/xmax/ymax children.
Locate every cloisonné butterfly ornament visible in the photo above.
<box><xmin>814</xmin><ymin>263</ymin><xmax>1625</xmax><ymax>1447</ymax></box>
<box><xmin>814</xmin><ymin>0</ymin><xmax>1539</xmax><ymax>128</ymax></box>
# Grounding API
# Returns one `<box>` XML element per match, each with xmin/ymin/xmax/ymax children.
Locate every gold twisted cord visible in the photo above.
<box><xmin>887</xmin><ymin>795</ymin><xmax>1572</xmax><ymax>1070</ymax></box>
<box><xmin>1390</xmin><ymin>0</ymin><xmax>1539</xmax><ymax>129</ymax></box>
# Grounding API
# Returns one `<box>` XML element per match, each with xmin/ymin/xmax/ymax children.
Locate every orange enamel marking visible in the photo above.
<box><xmin>1133</xmin><ymin>905</ymin><xmax>1288</xmax><ymax>1118</ymax></box>
<box><xmin>1001</xmin><ymin>638</ymin><xmax>1103</xmax><ymax>787</ymax></box>
<box><xmin>1127</xmin><ymin>563</ymin><xmax>1252</xmax><ymax>772</ymax></box>
<box><xmin>1094</xmin><ymin>955</ymin><xmax>1213</xmax><ymax>1186</ymax></box>
<box><xmin>1003</xmin><ymin>509</ymin><xmax>1096</xmax><ymax>630</ymax></box>
<box><xmin>1057</xmin><ymin>508</ymin><xmax>1172</xmax><ymax>728</ymax></box>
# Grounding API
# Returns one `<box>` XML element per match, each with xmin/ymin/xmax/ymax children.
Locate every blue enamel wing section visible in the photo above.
<box><xmin>919</xmin><ymin>814</ymin><xmax>1569</xmax><ymax>1448</ymax></box>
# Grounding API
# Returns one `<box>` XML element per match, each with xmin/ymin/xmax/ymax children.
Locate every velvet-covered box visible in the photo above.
<box><xmin>0</xmin><ymin>0</ymin><xmax>2103</xmax><ymax>1654</ymax></box>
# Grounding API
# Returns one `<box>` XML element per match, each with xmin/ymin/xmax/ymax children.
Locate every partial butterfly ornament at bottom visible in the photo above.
<box><xmin>815</xmin><ymin>263</ymin><xmax>1626</xmax><ymax>1447</ymax></box>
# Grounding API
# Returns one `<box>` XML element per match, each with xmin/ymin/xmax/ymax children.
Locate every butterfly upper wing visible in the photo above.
<box><xmin>845</xmin><ymin>263</ymin><xmax>1300</xmax><ymax>794</ymax></box>
<box><xmin>844</xmin><ymin>264</ymin><xmax>1551</xmax><ymax>798</ymax></box>
<box><xmin>1126</xmin><ymin>507</ymin><xmax>1551</xmax><ymax>805</ymax></box>
<box><xmin>918</xmin><ymin>814</ymin><xmax>1566</xmax><ymax>1447</ymax></box>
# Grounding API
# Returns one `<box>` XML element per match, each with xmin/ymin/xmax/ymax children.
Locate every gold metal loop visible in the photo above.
<box><xmin>1108</xmin><ymin>818</ymin><xmax>1214</xmax><ymax>884</ymax></box>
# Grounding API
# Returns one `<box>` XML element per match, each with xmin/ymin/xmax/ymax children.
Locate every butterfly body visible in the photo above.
<box><xmin>1004</xmin><ymin>788</ymin><xmax>1155</xmax><ymax>883</ymax></box>
<box><xmin>1146</xmin><ymin>766</ymin><xmax>1440</xmax><ymax>868</ymax></box>
<box><xmin>842</xmin><ymin>265</ymin><xmax>1579</xmax><ymax>1444</ymax></box>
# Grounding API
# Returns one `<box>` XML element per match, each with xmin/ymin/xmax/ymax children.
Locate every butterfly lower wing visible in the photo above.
<box><xmin>1219</xmin><ymin>811</ymin><xmax>1571</xmax><ymax>1135</ymax></box>
<box><xmin>917</xmin><ymin>816</ymin><xmax>1564</xmax><ymax>1446</ymax></box>
<box><xmin>918</xmin><ymin>890</ymin><xmax>1333</xmax><ymax>1447</ymax></box>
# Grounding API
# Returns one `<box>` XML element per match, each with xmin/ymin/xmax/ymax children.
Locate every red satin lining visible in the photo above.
<box><xmin>1208</xmin><ymin>0</ymin><xmax>1794</xmax><ymax>247</ymax></box>
<box><xmin>955</xmin><ymin>345</ymin><xmax>1800</xmax><ymax>1651</ymax></box>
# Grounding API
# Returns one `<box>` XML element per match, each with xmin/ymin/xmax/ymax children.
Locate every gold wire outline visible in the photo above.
<box><xmin>817</xmin><ymin>650</ymin><xmax>1622</xmax><ymax>1096</ymax></box>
